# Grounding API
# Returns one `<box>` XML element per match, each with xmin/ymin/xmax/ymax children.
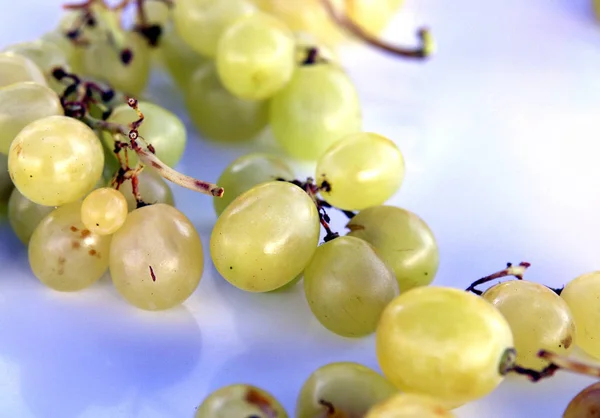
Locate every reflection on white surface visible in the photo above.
<box><xmin>1</xmin><ymin>0</ymin><xmax>600</xmax><ymax>417</ymax></box>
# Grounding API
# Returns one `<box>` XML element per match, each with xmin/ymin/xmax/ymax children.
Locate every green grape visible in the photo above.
<box><xmin>376</xmin><ymin>287</ymin><xmax>514</xmax><ymax>406</ymax></box>
<box><xmin>157</xmin><ymin>23</ymin><xmax>208</xmax><ymax>88</ymax></box>
<box><xmin>269</xmin><ymin>63</ymin><xmax>362</xmax><ymax>160</ymax></box>
<box><xmin>316</xmin><ymin>132</ymin><xmax>405</xmax><ymax>211</ymax></box>
<box><xmin>210</xmin><ymin>181</ymin><xmax>320</xmax><ymax>292</ymax></box>
<box><xmin>296</xmin><ymin>362</ymin><xmax>398</xmax><ymax>418</ymax></box>
<box><xmin>347</xmin><ymin>205</ymin><xmax>439</xmax><ymax>292</ymax></box>
<box><xmin>8</xmin><ymin>188</ymin><xmax>55</xmax><ymax>245</ymax></box>
<box><xmin>0</xmin><ymin>154</ymin><xmax>13</xmax><ymax>201</ymax></box>
<box><xmin>216</xmin><ymin>12</ymin><xmax>295</xmax><ymax>100</ymax></box>
<box><xmin>482</xmin><ymin>280</ymin><xmax>576</xmax><ymax>369</ymax></box>
<box><xmin>345</xmin><ymin>0</ymin><xmax>405</xmax><ymax>35</ymax></box>
<box><xmin>293</xmin><ymin>32</ymin><xmax>339</xmax><ymax>65</ymax></box>
<box><xmin>563</xmin><ymin>382</ymin><xmax>600</xmax><ymax>418</ymax></box>
<box><xmin>185</xmin><ymin>62</ymin><xmax>269</xmax><ymax>142</ymax></box>
<box><xmin>173</xmin><ymin>0</ymin><xmax>256</xmax><ymax>58</ymax></box>
<box><xmin>137</xmin><ymin>0</ymin><xmax>171</xmax><ymax>27</ymax></box>
<box><xmin>195</xmin><ymin>384</ymin><xmax>288</xmax><ymax>418</ymax></box>
<box><xmin>561</xmin><ymin>272</ymin><xmax>600</xmax><ymax>359</ymax></box>
<box><xmin>213</xmin><ymin>153</ymin><xmax>293</xmax><ymax>216</ymax></box>
<box><xmin>304</xmin><ymin>236</ymin><xmax>399</xmax><ymax>337</ymax></box>
<box><xmin>109</xmin><ymin>204</ymin><xmax>204</xmax><ymax>311</ymax></box>
<box><xmin>366</xmin><ymin>393</ymin><xmax>456</xmax><ymax>418</ymax></box>
<box><xmin>28</xmin><ymin>201</ymin><xmax>111</xmax><ymax>292</ymax></box>
<box><xmin>0</xmin><ymin>82</ymin><xmax>64</xmax><ymax>155</ymax></box>
<box><xmin>0</xmin><ymin>52</ymin><xmax>47</xmax><ymax>88</ymax></box>
<box><xmin>104</xmin><ymin>101</ymin><xmax>186</xmax><ymax>168</ymax></box>
<box><xmin>81</xmin><ymin>187</ymin><xmax>128</xmax><ymax>236</ymax></box>
<box><xmin>117</xmin><ymin>168</ymin><xmax>175</xmax><ymax>211</ymax></box>
<box><xmin>41</xmin><ymin>30</ymin><xmax>84</xmax><ymax>75</ymax></box>
<box><xmin>8</xmin><ymin>115</ymin><xmax>104</xmax><ymax>207</ymax></box>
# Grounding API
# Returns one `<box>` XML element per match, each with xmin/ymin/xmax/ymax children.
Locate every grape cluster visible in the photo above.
<box><xmin>0</xmin><ymin>0</ymin><xmax>599</xmax><ymax>417</ymax></box>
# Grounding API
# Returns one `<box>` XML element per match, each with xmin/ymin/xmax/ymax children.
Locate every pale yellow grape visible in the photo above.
<box><xmin>270</xmin><ymin>64</ymin><xmax>361</xmax><ymax>160</ymax></box>
<box><xmin>210</xmin><ymin>181</ymin><xmax>320</xmax><ymax>292</ymax></box>
<box><xmin>109</xmin><ymin>204</ymin><xmax>204</xmax><ymax>310</ymax></box>
<box><xmin>216</xmin><ymin>13</ymin><xmax>295</xmax><ymax>100</ymax></box>
<box><xmin>345</xmin><ymin>0</ymin><xmax>405</xmax><ymax>35</ymax></box>
<box><xmin>0</xmin><ymin>82</ymin><xmax>63</xmax><ymax>155</ymax></box>
<box><xmin>8</xmin><ymin>116</ymin><xmax>104</xmax><ymax>207</ymax></box>
<box><xmin>195</xmin><ymin>384</ymin><xmax>288</xmax><ymax>418</ymax></box>
<box><xmin>482</xmin><ymin>280</ymin><xmax>576</xmax><ymax>369</ymax></box>
<box><xmin>105</xmin><ymin>101</ymin><xmax>186</xmax><ymax>168</ymax></box>
<box><xmin>0</xmin><ymin>53</ymin><xmax>47</xmax><ymax>88</ymax></box>
<box><xmin>294</xmin><ymin>31</ymin><xmax>339</xmax><ymax>64</ymax></box>
<box><xmin>138</xmin><ymin>0</ymin><xmax>171</xmax><ymax>26</ymax></box>
<box><xmin>214</xmin><ymin>153</ymin><xmax>293</xmax><ymax>215</ymax></box>
<box><xmin>563</xmin><ymin>382</ymin><xmax>600</xmax><ymax>418</ymax></box>
<box><xmin>296</xmin><ymin>362</ymin><xmax>397</xmax><ymax>418</ymax></box>
<box><xmin>376</xmin><ymin>287</ymin><xmax>514</xmax><ymax>405</ymax></box>
<box><xmin>157</xmin><ymin>23</ymin><xmax>208</xmax><ymax>88</ymax></box>
<box><xmin>173</xmin><ymin>0</ymin><xmax>256</xmax><ymax>57</ymax></box>
<box><xmin>42</xmin><ymin>30</ymin><xmax>84</xmax><ymax>75</ymax></box>
<box><xmin>304</xmin><ymin>236</ymin><xmax>399</xmax><ymax>337</ymax></box>
<box><xmin>8</xmin><ymin>188</ymin><xmax>55</xmax><ymax>244</ymax></box>
<box><xmin>366</xmin><ymin>393</ymin><xmax>455</xmax><ymax>418</ymax></box>
<box><xmin>118</xmin><ymin>169</ymin><xmax>174</xmax><ymax>211</ymax></box>
<box><xmin>28</xmin><ymin>201</ymin><xmax>111</xmax><ymax>291</ymax></box>
<box><xmin>317</xmin><ymin>132</ymin><xmax>404</xmax><ymax>210</ymax></box>
<box><xmin>561</xmin><ymin>272</ymin><xmax>600</xmax><ymax>359</ymax></box>
<box><xmin>81</xmin><ymin>188</ymin><xmax>128</xmax><ymax>236</ymax></box>
<box><xmin>347</xmin><ymin>205</ymin><xmax>439</xmax><ymax>292</ymax></box>
<box><xmin>185</xmin><ymin>62</ymin><xmax>269</xmax><ymax>142</ymax></box>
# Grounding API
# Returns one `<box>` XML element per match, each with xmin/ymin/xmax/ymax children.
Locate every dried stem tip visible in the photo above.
<box><xmin>465</xmin><ymin>261</ymin><xmax>531</xmax><ymax>295</ymax></box>
<box><xmin>538</xmin><ymin>350</ymin><xmax>600</xmax><ymax>378</ymax></box>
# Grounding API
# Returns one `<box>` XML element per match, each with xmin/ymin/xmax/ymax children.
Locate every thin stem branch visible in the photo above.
<box><xmin>465</xmin><ymin>262</ymin><xmax>531</xmax><ymax>295</ymax></box>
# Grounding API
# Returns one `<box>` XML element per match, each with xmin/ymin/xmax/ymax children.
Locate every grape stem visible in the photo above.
<box><xmin>465</xmin><ymin>262</ymin><xmax>531</xmax><ymax>295</ymax></box>
<box><xmin>319</xmin><ymin>0</ymin><xmax>433</xmax><ymax>59</ymax></box>
<box><xmin>510</xmin><ymin>350</ymin><xmax>600</xmax><ymax>382</ymax></box>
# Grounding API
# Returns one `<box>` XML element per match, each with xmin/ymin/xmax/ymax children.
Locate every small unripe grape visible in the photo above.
<box><xmin>81</xmin><ymin>188</ymin><xmax>128</xmax><ymax>236</ymax></box>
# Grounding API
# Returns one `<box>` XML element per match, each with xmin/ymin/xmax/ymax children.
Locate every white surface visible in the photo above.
<box><xmin>1</xmin><ymin>0</ymin><xmax>600</xmax><ymax>417</ymax></box>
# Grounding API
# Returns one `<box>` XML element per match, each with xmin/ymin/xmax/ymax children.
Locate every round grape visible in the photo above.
<box><xmin>118</xmin><ymin>169</ymin><xmax>175</xmax><ymax>212</ymax></box>
<box><xmin>564</xmin><ymin>382</ymin><xmax>600</xmax><ymax>418</ymax></box>
<box><xmin>81</xmin><ymin>188</ymin><xmax>128</xmax><ymax>236</ymax></box>
<box><xmin>195</xmin><ymin>384</ymin><xmax>287</xmax><ymax>418</ymax></box>
<box><xmin>158</xmin><ymin>23</ymin><xmax>209</xmax><ymax>88</ymax></box>
<box><xmin>0</xmin><ymin>52</ymin><xmax>47</xmax><ymax>88</ymax></box>
<box><xmin>366</xmin><ymin>392</ymin><xmax>456</xmax><ymax>418</ymax></box>
<box><xmin>8</xmin><ymin>188</ymin><xmax>55</xmax><ymax>244</ymax></box>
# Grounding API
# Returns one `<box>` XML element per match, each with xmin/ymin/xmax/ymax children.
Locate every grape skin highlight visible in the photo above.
<box><xmin>0</xmin><ymin>52</ymin><xmax>47</xmax><ymax>88</ymax></box>
<box><xmin>195</xmin><ymin>384</ymin><xmax>288</xmax><ymax>418</ymax></box>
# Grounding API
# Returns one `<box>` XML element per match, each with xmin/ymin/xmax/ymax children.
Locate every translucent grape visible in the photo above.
<box><xmin>8</xmin><ymin>188</ymin><xmax>55</xmax><ymax>245</ymax></box>
<box><xmin>28</xmin><ymin>201</ymin><xmax>111</xmax><ymax>291</ymax></box>
<box><xmin>216</xmin><ymin>12</ymin><xmax>295</xmax><ymax>100</ymax></box>
<box><xmin>366</xmin><ymin>393</ymin><xmax>456</xmax><ymax>418</ymax></box>
<box><xmin>8</xmin><ymin>115</ymin><xmax>104</xmax><ymax>207</ymax></box>
<box><xmin>296</xmin><ymin>362</ymin><xmax>397</xmax><ymax>418</ymax></box>
<box><xmin>304</xmin><ymin>236</ymin><xmax>399</xmax><ymax>337</ymax></box>
<box><xmin>345</xmin><ymin>0</ymin><xmax>405</xmax><ymax>35</ymax></box>
<box><xmin>185</xmin><ymin>62</ymin><xmax>269</xmax><ymax>142</ymax></box>
<box><xmin>561</xmin><ymin>272</ymin><xmax>600</xmax><ymax>359</ymax></box>
<box><xmin>482</xmin><ymin>280</ymin><xmax>576</xmax><ymax>369</ymax></box>
<box><xmin>317</xmin><ymin>132</ymin><xmax>405</xmax><ymax>210</ymax></box>
<box><xmin>81</xmin><ymin>188</ymin><xmax>128</xmax><ymax>236</ymax></box>
<box><xmin>173</xmin><ymin>0</ymin><xmax>256</xmax><ymax>57</ymax></box>
<box><xmin>118</xmin><ymin>169</ymin><xmax>175</xmax><ymax>212</ymax></box>
<box><xmin>564</xmin><ymin>382</ymin><xmax>600</xmax><ymax>418</ymax></box>
<box><xmin>0</xmin><ymin>52</ymin><xmax>47</xmax><ymax>88</ymax></box>
<box><xmin>0</xmin><ymin>82</ymin><xmax>64</xmax><ymax>155</ymax></box>
<box><xmin>376</xmin><ymin>287</ymin><xmax>514</xmax><ymax>405</ymax></box>
<box><xmin>213</xmin><ymin>153</ymin><xmax>293</xmax><ymax>216</ymax></box>
<box><xmin>157</xmin><ymin>23</ymin><xmax>208</xmax><ymax>88</ymax></box>
<box><xmin>210</xmin><ymin>181</ymin><xmax>320</xmax><ymax>292</ymax></box>
<box><xmin>195</xmin><ymin>384</ymin><xmax>288</xmax><ymax>418</ymax></box>
<box><xmin>104</xmin><ymin>101</ymin><xmax>186</xmax><ymax>168</ymax></box>
<box><xmin>41</xmin><ymin>30</ymin><xmax>84</xmax><ymax>75</ymax></box>
<box><xmin>269</xmin><ymin>63</ymin><xmax>362</xmax><ymax>160</ymax></box>
<box><xmin>347</xmin><ymin>205</ymin><xmax>439</xmax><ymax>292</ymax></box>
<box><xmin>109</xmin><ymin>204</ymin><xmax>204</xmax><ymax>311</ymax></box>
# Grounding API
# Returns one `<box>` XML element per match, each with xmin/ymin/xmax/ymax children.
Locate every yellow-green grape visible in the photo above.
<box><xmin>293</xmin><ymin>32</ymin><xmax>339</xmax><ymax>64</ymax></box>
<box><xmin>304</xmin><ymin>236</ymin><xmax>399</xmax><ymax>337</ymax></box>
<box><xmin>563</xmin><ymin>382</ymin><xmax>600</xmax><ymax>418</ymax></box>
<box><xmin>347</xmin><ymin>206</ymin><xmax>439</xmax><ymax>292</ymax></box>
<box><xmin>317</xmin><ymin>132</ymin><xmax>405</xmax><ymax>211</ymax></box>
<box><xmin>8</xmin><ymin>188</ymin><xmax>55</xmax><ymax>245</ymax></box>
<box><xmin>269</xmin><ymin>63</ymin><xmax>361</xmax><ymax>160</ymax></box>
<box><xmin>41</xmin><ymin>30</ymin><xmax>84</xmax><ymax>75</ymax></box>
<box><xmin>345</xmin><ymin>0</ymin><xmax>405</xmax><ymax>35</ymax></box>
<box><xmin>365</xmin><ymin>393</ymin><xmax>456</xmax><ymax>418</ymax></box>
<box><xmin>213</xmin><ymin>153</ymin><xmax>293</xmax><ymax>216</ymax></box>
<box><xmin>81</xmin><ymin>188</ymin><xmax>128</xmax><ymax>236</ymax></box>
<box><xmin>296</xmin><ymin>362</ymin><xmax>398</xmax><ymax>418</ymax></box>
<box><xmin>185</xmin><ymin>62</ymin><xmax>269</xmax><ymax>142</ymax></box>
<box><xmin>28</xmin><ymin>201</ymin><xmax>111</xmax><ymax>291</ymax></box>
<box><xmin>173</xmin><ymin>0</ymin><xmax>256</xmax><ymax>58</ymax></box>
<box><xmin>0</xmin><ymin>154</ymin><xmax>13</xmax><ymax>216</ymax></box>
<box><xmin>376</xmin><ymin>287</ymin><xmax>515</xmax><ymax>405</ymax></box>
<box><xmin>195</xmin><ymin>384</ymin><xmax>288</xmax><ymax>418</ymax></box>
<box><xmin>0</xmin><ymin>82</ymin><xmax>64</xmax><ymax>155</ymax></box>
<box><xmin>8</xmin><ymin>115</ymin><xmax>104</xmax><ymax>207</ymax></box>
<box><xmin>561</xmin><ymin>272</ymin><xmax>600</xmax><ymax>359</ymax></box>
<box><xmin>216</xmin><ymin>13</ymin><xmax>295</xmax><ymax>100</ymax></box>
<box><xmin>118</xmin><ymin>169</ymin><xmax>175</xmax><ymax>212</ymax></box>
<box><xmin>482</xmin><ymin>280</ymin><xmax>576</xmax><ymax>369</ymax></box>
<box><xmin>137</xmin><ymin>0</ymin><xmax>171</xmax><ymax>27</ymax></box>
<box><xmin>109</xmin><ymin>204</ymin><xmax>203</xmax><ymax>310</ymax></box>
<box><xmin>210</xmin><ymin>181</ymin><xmax>320</xmax><ymax>292</ymax></box>
<box><xmin>104</xmin><ymin>101</ymin><xmax>186</xmax><ymax>168</ymax></box>
<box><xmin>594</xmin><ymin>0</ymin><xmax>600</xmax><ymax>20</ymax></box>
<box><xmin>0</xmin><ymin>52</ymin><xmax>47</xmax><ymax>88</ymax></box>
<box><xmin>157</xmin><ymin>23</ymin><xmax>208</xmax><ymax>88</ymax></box>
